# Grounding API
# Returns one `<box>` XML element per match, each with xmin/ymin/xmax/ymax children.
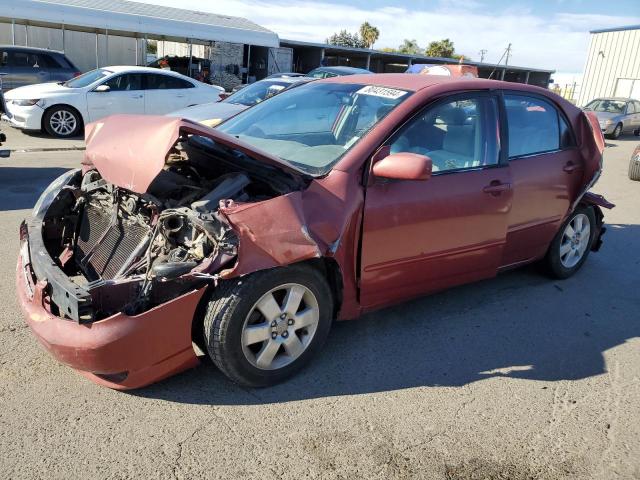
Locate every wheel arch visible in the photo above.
<box><xmin>41</xmin><ymin>103</ymin><xmax>86</xmax><ymax>132</ymax></box>
<box><xmin>190</xmin><ymin>257</ymin><xmax>344</xmax><ymax>352</ymax></box>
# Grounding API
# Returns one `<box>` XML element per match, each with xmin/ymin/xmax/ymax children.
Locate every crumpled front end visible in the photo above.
<box><xmin>17</xmin><ymin>115</ymin><xmax>358</xmax><ymax>389</ymax></box>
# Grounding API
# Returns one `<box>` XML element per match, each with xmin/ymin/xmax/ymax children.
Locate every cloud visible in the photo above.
<box><xmin>139</xmin><ymin>0</ymin><xmax>639</xmax><ymax>73</ymax></box>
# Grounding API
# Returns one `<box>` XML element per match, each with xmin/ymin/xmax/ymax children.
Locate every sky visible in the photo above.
<box><xmin>137</xmin><ymin>0</ymin><xmax>640</xmax><ymax>80</ymax></box>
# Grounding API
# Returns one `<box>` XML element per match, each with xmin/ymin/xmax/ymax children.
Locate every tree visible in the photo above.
<box><xmin>398</xmin><ymin>39</ymin><xmax>422</xmax><ymax>55</ymax></box>
<box><xmin>326</xmin><ymin>30</ymin><xmax>366</xmax><ymax>49</ymax></box>
<box><xmin>359</xmin><ymin>22</ymin><xmax>380</xmax><ymax>49</ymax></box>
<box><xmin>424</xmin><ymin>38</ymin><xmax>456</xmax><ymax>58</ymax></box>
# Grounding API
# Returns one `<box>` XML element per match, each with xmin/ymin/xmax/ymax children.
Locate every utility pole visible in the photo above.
<box><xmin>479</xmin><ymin>49</ymin><xmax>487</xmax><ymax>63</ymax></box>
<box><xmin>505</xmin><ymin>43</ymin><xmax>512</xmax><ymax>66</ymax></box>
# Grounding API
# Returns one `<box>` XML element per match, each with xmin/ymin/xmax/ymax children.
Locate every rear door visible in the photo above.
<box><xmin>359</xmin><ymin>92</ymin><xmax>513</xmax><ymax>309</ymax></box>
<box><xmin>501</xmin><ymin>92</ymin><xmax>583</xmax><ymax>266</ymax></box>
<box><xmin>142</xmin><ymin>73</ymin><xmax>196</xmax><ymax>114</ymax></box>
<box><xmin>7</xmin><ymin>50</ymin><xmax>50</xmax><ymax>88</ymax></box>
<box><xmin>86</xmin><ymin>73</ymin><xmax>145</xmax><ymax>122</ymax></box>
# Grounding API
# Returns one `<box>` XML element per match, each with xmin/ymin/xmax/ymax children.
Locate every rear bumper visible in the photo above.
<box><xmin>16</xmin><ymin>253</ymin><xmax>205</xmax><ymax>390</ymax></box>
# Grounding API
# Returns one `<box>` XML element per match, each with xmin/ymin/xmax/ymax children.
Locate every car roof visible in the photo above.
<box><xmin>590</xmin><ymin>97</ymin><xmax>632</xmax><ymax>102</ymax></box>
<box><xmin>320</xmin><ymin>73</ymin><xmax>549</xmax><ymax>94</ymax></box>
<box><xmin>0</xmin><ymin>45</ymin><xmax>65</xmax><ymax>55</ymax></box>
<box><xmin>259</xmin><ymin>76</ymin><xmax>315</xmax><ymax>85</ymax></box>
<box><xmin>102</xmin><ymin>65</ymin><xmax>192</xmax><ymax>77</ymax></box>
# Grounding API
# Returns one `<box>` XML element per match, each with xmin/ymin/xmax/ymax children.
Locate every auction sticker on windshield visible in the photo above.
<box><xmin>356</xmin><ymin>85</ymin><xmax>408</xmax><ymax>99</ymax></box>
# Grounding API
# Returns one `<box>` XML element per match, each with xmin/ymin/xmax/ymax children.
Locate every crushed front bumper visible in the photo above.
<box><xmin>16</xmin><ymin>228</ymin><xmax>206</xmax><ymax>390</ymax></box>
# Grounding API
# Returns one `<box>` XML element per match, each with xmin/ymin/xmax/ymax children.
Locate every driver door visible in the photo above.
<box><xmin>359</xmin><ymin>92</ymin><xmax>513</xmax><ymax>309</ymax></box>
<box><xmin>86</xmin><ymin>73</ymin><xmax>145</xmax><ymax>122</ymax></box>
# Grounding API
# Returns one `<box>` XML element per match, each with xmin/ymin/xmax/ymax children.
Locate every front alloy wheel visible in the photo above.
<box><xmin>203</xmin><ymin>264</ymin><xmax>332</xmax><ymax>387</ymax></box>
<box><xmin>44</xmin><ymin>106</ymin><xmax>81</xmax><ymax>138</ymax></box>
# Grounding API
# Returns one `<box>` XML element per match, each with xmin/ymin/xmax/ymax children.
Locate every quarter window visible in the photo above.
<box><xmin>505</xmin><ymin>94</ymin><xmax>571</xmax><ymax>157</ymax></box>
<box><xmin>389</xmin><ymin>95</ymin><xmax>500</xmax><ymax>173</ymax></box>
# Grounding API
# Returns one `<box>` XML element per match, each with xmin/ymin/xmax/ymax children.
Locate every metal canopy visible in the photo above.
<box><xmin>0</xmin><ymin>0</ymin><xmax>280</xmax><ymax>47</ymax></box>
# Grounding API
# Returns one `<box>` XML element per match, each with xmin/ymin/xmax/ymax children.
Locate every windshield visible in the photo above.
<box><xmin>218</xmin><ymin>83</ymin><xmax>410</xmax><ymax>175</ymax></box>
<box><xmin>64</xmin><ymin>69</ymin><xmax>111</xmax><ymax>88</ymax></box>
<box><xmin>224</xmin><ymin>80</ymin><xmax>289</xmax><ymax>106</ymax></box>
<box><xmin>585</xmin><ymin>99</ymin><xmax>626</xmax><ymax>114</ymax></box>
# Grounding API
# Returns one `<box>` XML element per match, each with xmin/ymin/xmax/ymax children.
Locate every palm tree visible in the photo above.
<box><xmin>359</xmin><ymin>22</ymin><xmax>380</xmax><ymax>49</ymax></box>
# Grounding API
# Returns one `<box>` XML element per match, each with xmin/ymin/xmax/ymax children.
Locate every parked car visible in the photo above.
<box><xmin>629</xmin><ymin>144</ymin><xmax>640</xmax><ymax>181</ymax></box>
<box><xmin>0</xmin><ymin>73</ymin><xmax>9</xmax><ymax>158</ymax></box>
<box><xmin>265</xmin><ymin>72</ymin><xmax>307</xmax><ymax>79</ymax></box>
<box><xmin>17</xmin><ymin>74</ymin><xmax>612</xmax><ymax>390</ymax></box>
<box><xmin>169</xmin><ymin>76</ymin><xmax>315</xmax><ymax>127</ymax></box>
<box><xmin>583</xmin><ymin>97</ymin><xmax>640</xmax><ymax>139</ymax></box>
<box><xmin>2</xmin><ymin>66</ymin><xmax>224</xmax><ymax>138</ymax></box>
<box><xmin>0</xmin><ymin>45</ymin><xmax>80</xmax><ymax>91</ymax></box>
<box><xmin>307</xmin><ymin>66</ymin><xmax>372</xmax><ymax>78</ymax></box>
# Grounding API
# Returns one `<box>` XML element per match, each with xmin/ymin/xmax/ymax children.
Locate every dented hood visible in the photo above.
<box><xmin>83</xmin><ymin>114</ymin><xmax>305</xmax><ymax>194</ymax></box>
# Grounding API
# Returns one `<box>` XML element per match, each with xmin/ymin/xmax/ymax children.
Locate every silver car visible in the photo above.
<box><xmin>0</xmin><ymin>45</ymin><xmax>80</xmax><ymax>91</ymax></box>
<box><xmin>583</xmin><ymin>97</ymin><xmax>640</xmax><ymax>139</ymax></box>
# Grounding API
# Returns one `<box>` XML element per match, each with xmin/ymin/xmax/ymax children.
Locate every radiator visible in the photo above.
<box><xmin>75</xmin><ymin>202</ymin><xmax>150</xmax><ymax>280</ymax></box>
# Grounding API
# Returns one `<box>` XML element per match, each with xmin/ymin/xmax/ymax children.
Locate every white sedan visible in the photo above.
<box><xmin>2</xmin><ymin>66</ymin><xmax>224</xmax><ymax>138</ymax></box>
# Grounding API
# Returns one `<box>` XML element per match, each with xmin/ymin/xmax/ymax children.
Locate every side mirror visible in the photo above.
<box><xmin>372</xmin><ymin>152</ymin><xmax>432</xmax><ymax>181</ymax></box>
<box><xmin>94</xmin><ymin>84</ymin><xmax>110</xmax><ymax>93</ymax></box>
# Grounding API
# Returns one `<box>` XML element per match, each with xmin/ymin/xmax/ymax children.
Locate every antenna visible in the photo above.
<box><xmin>505</xmin><ymin>43</ymin><xmax>512</xmax><ymax>66</ymax></box>
<box><xmin>488</xmin><ymin>44</ymin><xmax>512</xmax><ymax>79</ymax></box>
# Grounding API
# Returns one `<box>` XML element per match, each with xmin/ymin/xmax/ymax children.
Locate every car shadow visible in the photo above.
<box><xmin>134</xmin><ymin>223</ymin><xmax>640</xmax><ymax>406</ymax></box>
<box><xmin>0</xmin><ymin>166</ymin><xmax>70</xmax><ymax>211</ymax></box>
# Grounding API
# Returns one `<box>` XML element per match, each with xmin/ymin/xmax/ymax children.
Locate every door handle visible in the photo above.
<box><xmin>483</xmin><ymin>181</ymin><xmax>511</xmax><ymax>195</ymax></box>
<box><xmin>176</xmin><ymin>94</ymin><xmax>186</xmax><ymax>98</ymax></box>
<box><xmin>563</xmin><ymin>161</ymin><xmax>579</xmax><ymax>173</ymax></box>
<box><xmin>130</xmin><ymin>94</ymin><xmax>143</xmax><ymax>99</ymax></box>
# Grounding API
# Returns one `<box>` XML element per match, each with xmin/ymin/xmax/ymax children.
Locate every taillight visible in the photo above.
<box><xmin>73</xmin><ymin>72</ymin><xmax>82</xmax><ymax>78</ymax></box>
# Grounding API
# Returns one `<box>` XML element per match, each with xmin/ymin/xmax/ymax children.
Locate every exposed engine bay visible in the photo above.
<box><xmin>38</xmin><ymin>134</ymin><xmax>304</xmax><ymax>321</ymax></box>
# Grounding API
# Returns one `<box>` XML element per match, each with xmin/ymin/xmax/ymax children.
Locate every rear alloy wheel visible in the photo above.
<box><xmin>629</xmin><ymin>155</ymin><xmax>640</xmax><ymax>181</ymax></box>
<box><xmin>44</xmin><ymin>106</ymin><xmax>82</xmax><ymax>138</ymax></box>
<box><xmin>609</xmin><ymin>123</ymin><xmax>623</xmax><ymax>139</ymax></box>
<box><xmin>544</xmin><ymin>206</ymin><xmax>596</xmax><ymax>279</ymax></box>
<box><xmin>203</xmin><ymin>264</ymin><xmax>333</xmax><ymax>387</ymax></box>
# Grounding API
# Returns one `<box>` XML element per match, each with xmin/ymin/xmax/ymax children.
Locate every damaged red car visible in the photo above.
<box><xmin>17</xmin><ymin>74</ymin><xmax>613</xmax><ymax>390</ymax></box>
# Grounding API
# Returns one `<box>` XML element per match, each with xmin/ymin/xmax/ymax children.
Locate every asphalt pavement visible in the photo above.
<box><xmin>0</xmin><ymin>127</ymin><xmax>638</xmax><ymax>479</ymax></box>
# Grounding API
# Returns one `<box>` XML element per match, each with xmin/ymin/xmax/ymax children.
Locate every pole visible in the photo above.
<box><xmin>500</xmin><ymin>68</ymin><xmax>505</xmax><ymax>81</ymax></box>
<box><xmin>11</xmin><ymin>19</ymin><xmax>15</xmax><ymax>45</ymax></box>
<box><xmin>246</xmin><ymin>44</ymin><xmax>251</xmax><ymax>82</ymax></box>
<box><xmin>135</xmin><ymin>35</ymin><xmax>138</xmax><ymax>65</ymax></box>
<box><xmin>62</xmin><ymin>24</ymin><xmax>65</xmax><ymax>53</ymax></box>
<box><xmin>505</xmin><ymin>43</ymin><xmax>512</xmax><ymax>66</ymax></box>
<box><xmin>187</xmin><ymin>40</ymin><xmax>193</xmax><ymax>78</ymax></box>
<box><xmin>479</xmin><ymin>49</ymin><xmax>487</xmax><ymax>63</ymax></box>
<box><xmin>524</xmin><ymin>71</ymin><xmax>530</xmax><ymax>84</ymax></box>
<box><xmin>365</xmin><ymin>53</ymin><xmax>371</xmax><ymax>70</ymax></box>
<box><xmin>105</xmin><ymin>29</ymin><xmax>109</xmax><ymax>66</ymax></box>
<box><xmin>95</xmin><ymin>31</ymin><xmax>99</xmax><ymax>68</ymax></box>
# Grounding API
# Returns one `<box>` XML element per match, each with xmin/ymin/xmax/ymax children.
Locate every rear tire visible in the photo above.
<box><xmin>544</xmin><ymin>206</ymin><xmax>596</xmax><ymax>279</ymax></box>
<box><xmin>203</xmin><ymin>264</ymin><xmax>333</xmax><ymax>387</ymax></box>
<box><xmin>629</xmin><ymin>156</ymin><xmax>640</xmax><ymax>181</ymax></box>
<box><xmin>43</xmin><ymin>105</ymin><xmax>82</xmax><ymax>138</ymax></box>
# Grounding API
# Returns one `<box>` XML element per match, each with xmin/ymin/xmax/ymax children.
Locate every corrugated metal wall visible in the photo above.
<box><xmin>0</xmin><ymin>22</ymin><xmax>139</xmax><ymax>72</ymax></box>
<box><xmin>578</xmin><ymin>28</ymin><xmax>640</xmax><ymax>106</ymax></box>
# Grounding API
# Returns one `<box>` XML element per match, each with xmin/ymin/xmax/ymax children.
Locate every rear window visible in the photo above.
<box><xmin>144</xmin><ymin>74</ymin><xmax>194</xmax><ymax>89</ymax></box>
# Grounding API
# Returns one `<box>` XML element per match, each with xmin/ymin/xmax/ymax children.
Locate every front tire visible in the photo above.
<box><xmin>203</xmin><ymin>264</ymin><xmax>333</xmax><ymax>387</ymax></box>
<box><xmin>544</xmin><ymin>206</ymin><xmax>596</xmax><ymax>279</ymax></box>
<box><xmin>608</xmin><ymin>123</ymin><xmax>623</xmax><ymax>139</ymax></box>
<box><xmin>43</xmin><ymin>106</ymin><xmax>82</xmax><ymax>138</ymax></box>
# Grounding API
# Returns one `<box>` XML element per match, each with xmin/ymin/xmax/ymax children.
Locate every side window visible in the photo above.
<box><xmin>38</xmin><ymin>54</ymin><xmax>62</xmax><ymax>69</ymax></box>
<box><xmin>389</xmin><ymin>95</ymin><xmax>499</xmax><ymax>173</ymax></box>
<box><xmin>8</xmin><ymin>51</ymin><xmax>42</xmax><ymax>68</ymax></box>
<box><xmin>0</xmin><ymin>51</ymin><xmax>7</xmax><ymax>67</ymax></box>
<box><xmin>145</xmin><ymin>74</ymin><xmax>194</xmax><ymax>89</ymax></box>
<box><xmin>626</xmin><ymin>102</ymin><xmax>635</xmax><ymax>114</ymax></box>
<box><xmin>505</xmin><ymin>94</ymin><xmax>561</xmax><ymax>157</ymax></box>
<box><xmin>558</xmin><ymin>114</ymin><xmax>575</xmax><ymax>149</ymax></box>
<box><xmin>104</xmin><ymin>74</ymin><xmax>143</xmax><ymax>91</ymax></box>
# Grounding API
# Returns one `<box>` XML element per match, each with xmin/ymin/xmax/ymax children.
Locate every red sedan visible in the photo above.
<box><xmin>17</xmin><ymin>74</ymin><xmax>612</xmax><ymax>389</ymax></box>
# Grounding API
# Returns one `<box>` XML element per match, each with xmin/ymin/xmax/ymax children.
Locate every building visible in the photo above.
<box><xmin>281</xmin><ymin>39</ymin><xmax>553</xmax><ymax>87</ymax></box>
<box><xmin>578</xmin><ymin>25</ymin><xmax>640</xmax><ymax>106</ymax></box>
<box><xmin>1</xmin><ymin>0</ymin><xmax>554</xmax><ymax>89</ymax></box>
